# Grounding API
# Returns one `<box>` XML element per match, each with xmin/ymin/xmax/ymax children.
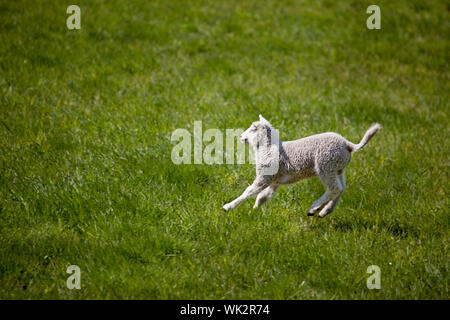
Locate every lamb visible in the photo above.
<box><xmin>222</xmin><ymin>115</ymin><xmax>381</xmax><ymax>217</ymax></box>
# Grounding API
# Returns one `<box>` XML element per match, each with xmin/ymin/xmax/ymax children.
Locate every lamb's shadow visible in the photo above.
<box><xmin>308</xmin><ymin>216</ymin><xmax>418</xmax><ymax>239</ymax></box>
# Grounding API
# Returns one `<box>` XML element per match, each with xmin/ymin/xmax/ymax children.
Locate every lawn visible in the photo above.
<box><xmin>0</xmin><ymin>0</ymin><xmax>448</xmax><ymax>299</ymax></box>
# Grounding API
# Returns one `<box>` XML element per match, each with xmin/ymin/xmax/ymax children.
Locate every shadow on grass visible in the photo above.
<box><xmin>310</xmin><ymin>216</ymin><xmax>420</xmax><ymax>239</ymax></box>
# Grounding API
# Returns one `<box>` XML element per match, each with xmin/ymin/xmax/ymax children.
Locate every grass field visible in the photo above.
<box><xmin>0</xmin><ymin>0</ymin><xmax>448</xmax><ymax>299</ymax></box>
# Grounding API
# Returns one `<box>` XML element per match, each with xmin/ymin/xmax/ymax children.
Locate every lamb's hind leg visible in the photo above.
<box><xmin>307</xmin><ymin>190</ymin><xmax>331</xmax><ymax>216</ymax></box>
<box><xmin>308</xmin><ymin>174</ymin><xmax>343</xmax><ymax>217</ymax></box>
<box><xmin>318</xmin><ymin>172</ymin><xmax>345</xmax><ymax>217</ymax></box>
<box><xmin>254</xmin><ymin>184</ymin><xmax>278</xmax><ymax>208</ymax></box>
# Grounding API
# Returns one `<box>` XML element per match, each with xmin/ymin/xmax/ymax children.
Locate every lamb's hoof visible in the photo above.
<box><xmin>318</xmin><ymin>210</ymin><xmax>331</xmax><ymax>218</ymax></box>
<box><xmin>307</xmin><ymin>210</ymin><xmax>316</xmax><ymax>216</ymax></box>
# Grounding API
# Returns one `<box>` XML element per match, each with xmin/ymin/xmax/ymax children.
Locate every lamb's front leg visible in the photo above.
<box><xmin>223</xmin><ymin>176</ymin><xmax>270</xmax><ymax>211</ymax></box>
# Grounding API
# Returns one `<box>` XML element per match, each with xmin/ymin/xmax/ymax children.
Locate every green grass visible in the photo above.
<box><xmin>0</xmin><ymin>0</ymin><xmax>448</xmax><ymax>299</ymax></box>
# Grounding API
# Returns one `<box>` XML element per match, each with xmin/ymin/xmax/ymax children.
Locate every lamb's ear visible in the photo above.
<box><xmin>259</xmin><ymin>114</ymin><xmax>268</xmax><ymax>123</ymax></box>
<box><xmin>259</xmin><ymin>115</ymin><xmax>272</xmax><ymax>126</ymax></box>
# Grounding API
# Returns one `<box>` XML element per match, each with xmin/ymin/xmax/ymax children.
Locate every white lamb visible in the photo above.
<box><xmin>223</xmin><ymin>115</ymin><xmax>381</xmax><ymax>217</ymax></box>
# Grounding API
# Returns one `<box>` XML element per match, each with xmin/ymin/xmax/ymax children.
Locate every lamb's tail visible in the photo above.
<box><xmin>348</xmin><ymin>123</ymin><xmax>381</xmax><ymax>152</ymax></box>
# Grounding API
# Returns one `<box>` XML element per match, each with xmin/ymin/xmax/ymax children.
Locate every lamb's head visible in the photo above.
<box><xmin>240</xmin><ymin>115</ymin><xmax>278</xmax><ymax>148</ymax></box>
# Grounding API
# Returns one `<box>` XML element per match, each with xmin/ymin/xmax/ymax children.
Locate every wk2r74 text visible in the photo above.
<box><xmin>179</xmin><ymin>304</ymin><xmax>270</xmax><ymax>317</ymax></box>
